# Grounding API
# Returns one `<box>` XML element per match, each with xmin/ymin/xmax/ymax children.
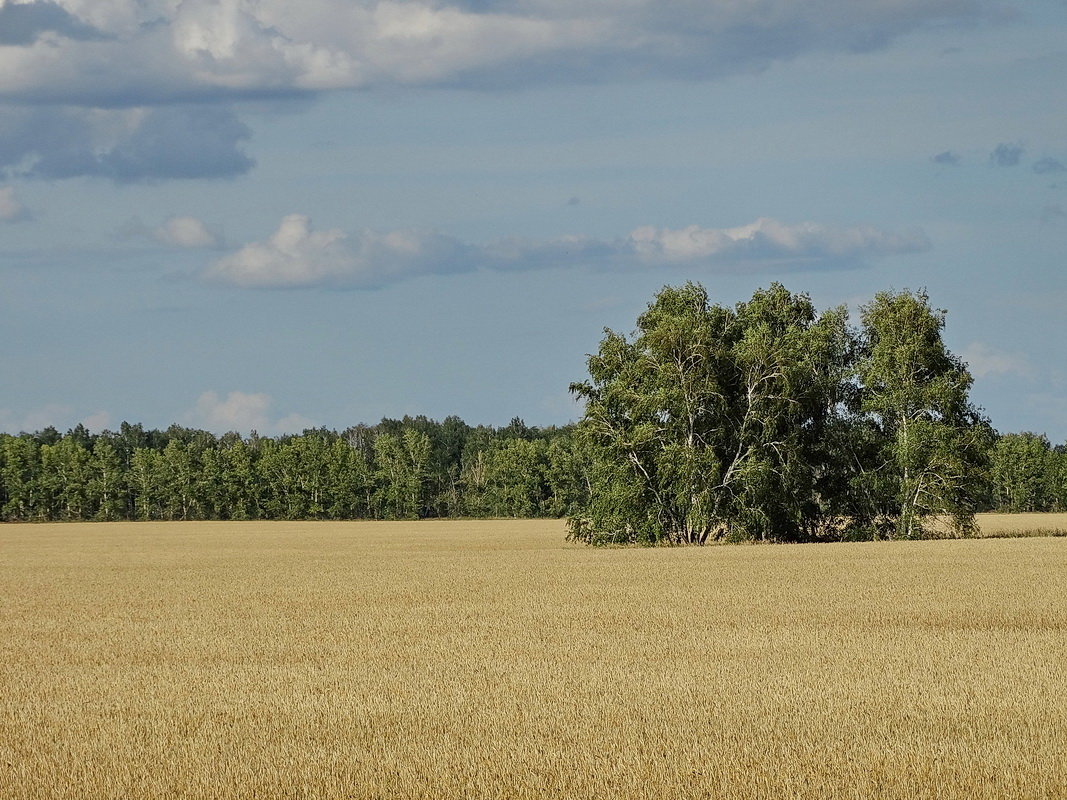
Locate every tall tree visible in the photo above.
<box><xmin>855</xmin><ymin>289</ymin><xmax>992</xmax><ymax>538</ymax></box>
<box><xmin>1</xmin><ymin>435</ymin><xmax>43</xmax><ymax>521</ymax></box>
<box><xmin>479</xmin><ymin>438</ymin><xmax>550</xmax><ymax>517</ymax></box>
<box><xmin>374</xmin><ymin>429</ymin><xmax>431</xmax><ymax>519</ymax></box>
<box><xmin>220</xmin><ymin>437</ymin><xmax>260</xmax><ymax>520</ymax></box>
<box><xmin>40</xmin><ymin>437</ymin><xmax>93</xmax><ymax>521</ymax></box>
<box><xmin>88</xmin><ymin>440</ymin><xmax>126</xmax><ymax>521</ymax></box>
<box><xmin>129</xmin><ymin>448</ymin><xmax>164</xmax><ymax>521</ymax></box>
<box><xmin>570</xmin><ymin>282</ymin><xmax>851</xmax><ymax>544</ymax></box>
<box><xmin>991</xmin><ymin>432</ymin><xmax>1054</xmax><ymax>512</ymax></box>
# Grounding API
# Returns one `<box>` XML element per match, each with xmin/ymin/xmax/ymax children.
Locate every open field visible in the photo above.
<box><xmin>2</xmin><ymin>518</ymin><xmax>1066</xmax><ymax>799</ymax></box>
<box><xmin>974</xmin><ymin>512</ymin><xmax>1067</xmax><ymax>537</ymax></box>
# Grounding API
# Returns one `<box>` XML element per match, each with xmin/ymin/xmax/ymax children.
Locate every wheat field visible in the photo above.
<box><xmin>1</xmin><ymin>517</ymin><xmax>1065</xmax><ymax>799</ymax></box>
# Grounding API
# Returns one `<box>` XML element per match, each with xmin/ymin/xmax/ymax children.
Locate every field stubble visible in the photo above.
<box><xmin>1</xmin><ymin>516</ymin><xmax>1065</xmax><ymax>799</ymax></box>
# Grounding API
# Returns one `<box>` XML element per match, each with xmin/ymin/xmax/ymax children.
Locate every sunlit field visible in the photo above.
<box><xmin>2</xmin><ymin>517</ymin><xmax>1065</xmax><ymax>799</ymax></box>
<box><xmin>975</xmin><ymin>512</ymin><xmax>1067</xmax><ymax>537</ymax></box>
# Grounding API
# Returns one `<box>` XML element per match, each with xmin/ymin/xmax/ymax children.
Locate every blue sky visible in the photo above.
<box><xmin>1</xmin><ymin>0</ymin><xmax>1065</xmax><ymax>441</ymax></box>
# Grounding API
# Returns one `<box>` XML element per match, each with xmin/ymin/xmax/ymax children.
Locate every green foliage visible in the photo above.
<box><xmin>853</xmin><ymin>290</ymin><xmax>992</xmax><ymax>538</ymax></box>
<box><xmin>570</xmin><ymin>282</ymin><xmax>995</xmax><ymax>545</ymax></box>
<box><xmin>991</xmin><ymin>433</ymin><xmax>1055</xmax><ymax>513</ymax></box>
<box><xmin>570</xmin><ymin>282</ymin><xmax>852</xmax><ymax>544</ymax></box>
<box><xmin>0</xmin><ymin>418</ymin><xmax>583</xmax><ymax>523</ymax></box>
<box><xmin>2</xmin><ymin>435</ymin><xmax>43</xmax><ymax>521</ymax></box>
<box><xmin>373</xmin><ymin>429</ymin><xmax>432</xmax><ymax>519</ymax></box>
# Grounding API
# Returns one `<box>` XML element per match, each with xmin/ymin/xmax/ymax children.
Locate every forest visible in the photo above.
<box><xmin>0</xmin><ymin>416</ymin><xmax>585</xmax><ymax>524</ymax></box>
<box><xmin>2</xmin><ymin>283</ymin><xmax>1065</xmax><ymax>539</ymax></box>
<box><xmin>0</xmin><ymin>410</ymin><xmax>1064</xmax><ymax>529</ymax></box>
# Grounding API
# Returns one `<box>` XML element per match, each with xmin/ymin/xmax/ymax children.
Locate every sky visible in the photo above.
<box><xmin>1</xmin><ymin>0</ymin><xmax>1065</xmax><ymax>442</ymax></box>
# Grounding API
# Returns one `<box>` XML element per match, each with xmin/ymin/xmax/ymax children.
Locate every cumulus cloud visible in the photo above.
<box><xmin>0</xmin><ymin>2</ymin><xmax>1011</xmax><ymax>182</ymax></box>
<box><xmin>624</xmin><ymin>218</ymin><xmax>930</xmax><ymax>266</ymax></box>
<box><xmin>188</xmin><ymin>390</ymin><xmax>315</xmax><ymax>435</ymax></box>
<box><xmin>0</xmin><ymin>1</ymin><xmax>1002</xmax><ymax>105</ymax></box>
<box><xmin>1033</xmin><ymin>157</ymin><xmax>1066</xmax><ymax>175</ymax></box>
<box><xmin>0</xmin><ymin>105</ymin><xmax>254</xmax><ymax>181</ymax></box>
<box><xmin>989</xmin><ymin>142</ymin><xmax>1024</xmax><ymax>167</ymax></box>
<box><xmin>0</xmin><ymin>186</ymin><xmax>30</xmax><ymax>222</ymax></box>
<box><xmin>207</xmin><ymin>213</ymin><xmax>930</xmax><ymax>290</ymax></box>
<box><xmin>206</xmin><ymin>214</ymin><xmax>476</xmax><ymax>289</ymax></box>
<box><xmin>961</xmin><ymin>342</ymin><xmax>1032</xmax><ymax>379</ymax></box>
<box><xmin>153</xmin><ymin>216</ymin><xmax>222</xmax><ymax>248</ymax></box>
<box><xmin>0</xmin><ymin>403</ymin><xmax>70</xmax><ymax>434</ymax></box>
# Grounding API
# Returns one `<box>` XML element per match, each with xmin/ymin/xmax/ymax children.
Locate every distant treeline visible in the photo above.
<box><xmin>0</xmin><ymin>417</ymin><xmax>590</xmax><ymax>523</ymax></box>
<box><xmin>0</xmin><ymin>418</ymin><xmax>1064</xmax><ymax>524</ymax></box>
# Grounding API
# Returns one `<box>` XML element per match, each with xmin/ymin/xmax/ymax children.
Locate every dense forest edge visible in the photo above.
<box><xmin>2</xmin><ymin>283</ymin><xmax>1066</xmax><ymax>542</ymax></box>
<box><xmin>1</xmin><ymin>417</ymin><xmax>1064</xmax><ymax>531</ymax></box>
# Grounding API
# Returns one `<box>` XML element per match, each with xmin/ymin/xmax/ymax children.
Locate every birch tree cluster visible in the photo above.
<box><xmin>569</xmin><ymin>283</ymin><xmax>1002</xmax><ymax>544</ymax></box>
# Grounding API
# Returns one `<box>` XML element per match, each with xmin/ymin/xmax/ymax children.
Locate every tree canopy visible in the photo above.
<box><xmin>568</xmin><ymin>282</ymin><xmax>994</xmax><ymax>544</ymax></box>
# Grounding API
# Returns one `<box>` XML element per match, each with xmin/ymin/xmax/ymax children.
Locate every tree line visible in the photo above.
<box><xmin>0</xmin><ymin>417</ymin><xmax>590</xmax><ymax>523</ymax></box>
<box><xmin>2</xmin><ymin>414</ymin><xmax>1064</xmax><ymax>529</ymax></box>
<box><xmin>2</xmin><ymin>283</ymin><xmax>1065</xmax><ymax>540</ymax></box>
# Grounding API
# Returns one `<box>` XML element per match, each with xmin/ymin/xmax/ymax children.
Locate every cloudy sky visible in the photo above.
<box><xmin>1</xmin><ymin>0</ymin><xmax>1065</xmax><ymax>441</ymax></box>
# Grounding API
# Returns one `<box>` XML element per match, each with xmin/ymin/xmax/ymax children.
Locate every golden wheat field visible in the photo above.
<box><xmin>1</xmin><ymin>517</ymin><xmax>1065</xmax><ymax>799</ymax></box>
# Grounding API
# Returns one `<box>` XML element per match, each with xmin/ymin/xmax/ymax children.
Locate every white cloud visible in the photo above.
<box><xmin>153</xmin><ymin>215</ymin><xmax>221</xmax><ymax>248</ymax></box>
<box><xmin>961</xmin><ymin>342</ymin><xmax>1032</xmax><ymax>379</ymax></box>
<box><xmin>205</xmin><ymin>214</ymin><xmax>474</xmax><ymax>289</ymax></box>
<box><xmin>0</xmin><ymin>1</ymin><xmax>1008</xmax><ymax>182</ymax></box>
<box><xmin>0</xmin><ymin>186</ymin><xmax>30</xmax><ymax>221</ymax></box>
<box><xmin>187</xmin><ymin>390</ymin><xmax>315</xmax><ymax>435</ymax></box>
<box><xmin>0</xmin><ymin>1</ymin><xmax>1000</xmax><ymax>105</ymax></box>
<box><xmin>626</xmin><ymin>218</ymin><xmax>929</xmax><ymax>265</ymax></box>
<box><xmin>207</xmin><ymin>213</ymin><xmax>930</xmax><ymax>289</ymax></box>
<box><xmin>190</xmin><ymin>390</ymin><xmax>271</xmax><ymax>433</ymax></box>
<box><xmin>80</xmin><ymin>410</ymin><xmax>112</xmax><ymax>432</ymax></box>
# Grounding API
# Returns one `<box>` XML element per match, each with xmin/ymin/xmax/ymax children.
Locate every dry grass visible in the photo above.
<box><xmin>1</xmin><ymin>518</ymin><xmax>1065</xmax><ymax>799</ymax></box>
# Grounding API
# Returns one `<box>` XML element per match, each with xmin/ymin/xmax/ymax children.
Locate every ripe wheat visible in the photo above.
<box><xmin>1</xmin><ymin>517</ymin><xmax>1065</xmax><ymax>798</ymax></box>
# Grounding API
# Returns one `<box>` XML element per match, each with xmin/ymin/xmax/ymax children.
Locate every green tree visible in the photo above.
<box><xmin>40</xmin><ymin>437</ymin><xmax>92</xmax><ymax>520</ymax></box>
<box><xmin>326</xmin><ymin>436</ymin><xmax>374</xmax><ymax>518</ymax></box>
<box><xmin>159</xmin><ymin>439</ymin><xmax>198</xmax><ymax>520</ymax></box>
<box><xmin>1050</xmin><ymin>446</ymin><xmax>1067</xmax><ymax>512</ymax></box>
<box><xmin>88</xmin><ymin>440</ymin><xmax>126</xmax><ymax>520</ymax></box>
<box><xmin>570</xmin><ymin>282</ymin><xmax>851</xmax><ymax>544</ymax></box>
<box><xmin>544</xmin><ymin>430</ymin><xmax>593</xmax><ymax>517</ymax></box>
<box><xmin>220</xmin><ymin>437</ymin><xmax>260</xmax><ymax>520</ymax></box>
<box><xmin>855</xmin><ymin>289</ymin><xmax>992</xmax><ymax>538</ymax></box>
<box><xmin>1</xmin><ymin>435</ymin><xmax>43</xmax><ymax>521</ymax></box>
<box><xmin>991</xmin><ymin>432</ymin><xmax>1054</xmax><ymax>512</ymax></box>
<box><xmin>480</xmin><ymin>438</ymin><xmax>550</xmax><ymax>517</ymax></box>
<box><xmin>374</xmin><ymin>429</ymin><xmax>431</xmax><ymax>519</ymax></box>
<box><xmin>129</xmin><ymin>447</ymin><xmax>165</xmax><ymax>520</ymax></box>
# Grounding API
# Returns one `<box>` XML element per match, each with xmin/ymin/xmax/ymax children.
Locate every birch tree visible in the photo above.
<box><xmin>855</xmin><ymin>289</ymin><xmax>991</xmax><ymax>537</ymax></box>
<box><xmin>569</xmin><ymin>282</ymin><xmax>851</xmax><ymax>544</ymax></box>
